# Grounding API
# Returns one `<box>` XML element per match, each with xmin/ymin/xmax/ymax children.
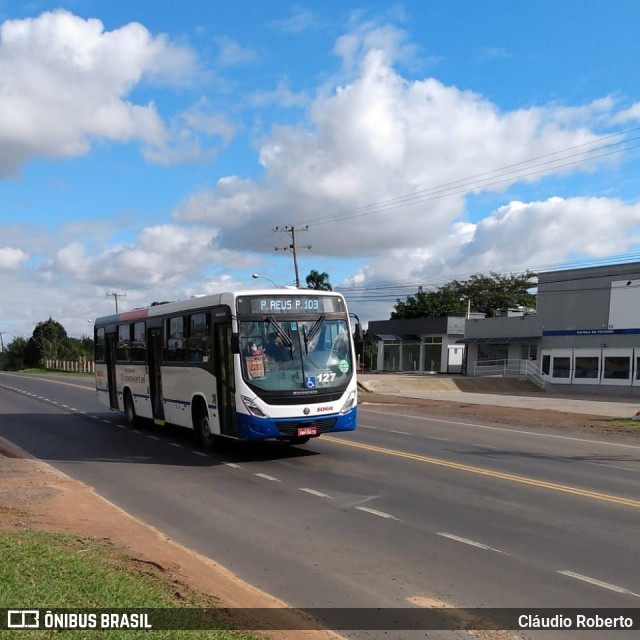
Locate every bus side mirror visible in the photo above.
<box><xmin>354</xmin><ymin>323</ymin><xmax>363</xmax><ymax>342</ymax></box>
<box><xmin>231</xmin><ymin>333</ymin><xmax>240</xmax><ymax>354</ymax></box>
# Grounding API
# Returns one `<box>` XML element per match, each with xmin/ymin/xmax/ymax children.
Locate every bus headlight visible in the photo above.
<box><xmin>340</xmin><ymin>390</ymin><xmax>356</xmax><ymax>414</ymax></box>
<box><xmin>241</xmin><ymin>395</ymin><xmax>269</xmax><ymax>419</ymax></box>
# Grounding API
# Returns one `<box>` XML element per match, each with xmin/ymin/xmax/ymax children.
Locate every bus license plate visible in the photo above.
<box><xmin>297</xmin><ymin>427</ymin><xmax>317</xmax><ymax>437</ymax></box>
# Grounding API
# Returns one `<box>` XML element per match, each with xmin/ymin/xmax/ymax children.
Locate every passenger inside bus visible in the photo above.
<box><xmin>266</xmin><ymin>333</ymin><xmax>288</xmax><ymax>362</ymax></box>
<box><xmin>246</xmin><ymin>341</ymin><xmax>264</xmax><ymax>357</ymax></box>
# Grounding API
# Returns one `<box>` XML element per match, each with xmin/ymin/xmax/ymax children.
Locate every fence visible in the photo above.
<box><xmin>45</xmin><ymin>357</ymin><xmax>95</xmax><ymax>374</ymax></box>
<box><xmin>469</xmin><ymin>358</ymin><xmax>545</xmax><ymax>389</ymax></box>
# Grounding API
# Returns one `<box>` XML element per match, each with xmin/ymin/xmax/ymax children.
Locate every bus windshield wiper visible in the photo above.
<box><xmin>307</xmin><ymin>316</ymin><xmax>325</xmax><ymax>342</ymax></box>
<box><xmin>302</xmin><ymin>316</ymin><xmax>325</xmax><ymax>355</ymax></box>
<box><xmin>265</xmin><ymin>316</ymin><xmax>293</xmax><ymax>347</ymax></box>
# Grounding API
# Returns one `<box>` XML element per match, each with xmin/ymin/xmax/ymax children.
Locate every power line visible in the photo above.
<box><xmin>335</xmin><ymin>256</ymin><xmax>640</xmax><ymax>304</ymax></box>
<box><xmin>197</xmin><ymin>127</ymin><xmax>640</xmax><ymax>278</ymax></box>
<box><xmin>302</xmin><ymin>132</ymin><xmax>640</xmax><ymax>228</ymax></box>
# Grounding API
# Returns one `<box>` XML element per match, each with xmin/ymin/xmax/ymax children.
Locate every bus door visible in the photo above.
<box><xmin>105</xmin><ymin>333</ymin><xmax>118</xmax><ymax>410</ymax></box>
<box><xmin>147</xmin><ymin>328</ymin><xmax>165</xmax><ymax>422</ymax></box>
<box><xmin>214</xmin><ymin>322</ymin><xmax>236</xmax><ymax>436</ymax></box>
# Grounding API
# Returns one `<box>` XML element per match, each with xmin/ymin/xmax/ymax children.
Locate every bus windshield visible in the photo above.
<box><xmin>239</xmin><ymin>317</ymin><xmax>352</xmax><ymax>392</ymax></box>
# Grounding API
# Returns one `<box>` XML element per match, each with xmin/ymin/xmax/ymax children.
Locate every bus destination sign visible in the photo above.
<box><xmin>238</xmin><ymin>295</ymin><xmax>343</xmax><ymax>315</ymax></box>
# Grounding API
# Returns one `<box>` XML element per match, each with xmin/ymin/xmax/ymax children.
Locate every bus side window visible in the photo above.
<box><xmin>131</xmin><ymin>321</ymin><xmax>146</xmax><ymax>362</ymax></box>
<box><xmin>116</xmin><ymin>324</ymin><xmax>131</xmax><ymax>361</ymax></box>
<box><xmin>95</xmin><ymin>327</ymin><xmax>106</xmax><ymax>362</ymax></box>
<box><xmin>188</xmin><ymin>312</ymin><xmax>211</xmax><ymax>363</ymax></box>
<box><xmin>166</xmin><ymin>316</ymin><xmax>186</xmax><ymax>362</ymax></box>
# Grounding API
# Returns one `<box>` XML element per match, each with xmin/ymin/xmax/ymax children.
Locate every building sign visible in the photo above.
<box><xmin>543</xmin><ymin>328</ymin><xmax>640</xmax><ymax>336</ymax></box>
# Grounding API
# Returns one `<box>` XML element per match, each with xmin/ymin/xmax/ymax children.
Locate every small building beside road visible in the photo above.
<box><xmin>367</xmin><ymin>315</ymin><xmax>466</xmax><ymax>374</ymax></box>
<box><xmin>366</xmin><ymin>260</ymin><xmax>640</xmax><ymax>394</ymax></box>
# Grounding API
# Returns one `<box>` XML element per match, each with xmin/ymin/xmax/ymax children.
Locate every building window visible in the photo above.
<box><xmin>402</xmin><ymin>343</ymin><xmax>421</xmax><ymax>371</ymax></box>
<box><xmin>383</xmin><ymin>344</ymin><xmax>400</xmax><ymax>371</ymax></box>
<box><xmin>520</xmin><ymin>344</ymin><xmax>538</xmax><ymax>360</ymax></box>
<box><xmin>603</xmin><ymin>356</ymin><xmax>630</xmax><ymax>380</ymax></box>
<box><xmin>574</xmin><ymin>356</ymin><xmax>599</xmax><ymax>379</ymax></box>
<box><xmin>478</xmin><ymin>344</ymin><xmax>508</xmax><ymax>363</ymax></box>
<box><xmin>552</xmin><ymin>356</ymin><xmax>571</xmax><ymax>378</ymax></box>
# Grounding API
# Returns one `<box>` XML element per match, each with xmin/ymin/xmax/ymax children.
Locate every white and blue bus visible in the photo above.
<box><xmin>94</xmin><ymin>289</ymin><xmax>358</xmax><ymax>447</ymax></box>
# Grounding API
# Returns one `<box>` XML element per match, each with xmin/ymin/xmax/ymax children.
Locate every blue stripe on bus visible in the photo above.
<box><xmin>235</xmin><ymin>407</ymin><xmax>357</xmax><ymax>441</ymax></box>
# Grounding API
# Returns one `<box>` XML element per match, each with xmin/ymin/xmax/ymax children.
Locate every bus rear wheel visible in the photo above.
<box><xmin>196</xmin><ymin>407</ymin><xmax>217</xmax><ymax>450</ymax></box>
<box><xmin>124</xmin><ymin>390</ymin><xmax>138</xmax><ymax>427</ymax></box>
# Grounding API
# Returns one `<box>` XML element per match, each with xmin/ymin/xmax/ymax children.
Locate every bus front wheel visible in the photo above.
<box><xmin>196</xmin><ymin>407</ymin><xmax>217</xmax><ymax>450</ymax></box>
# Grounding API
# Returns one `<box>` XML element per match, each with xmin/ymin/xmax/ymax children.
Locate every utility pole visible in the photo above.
<box><xmin>0</xmin><ymin>331</ymin><xmax>5</xmax><ymax>352</ymax></box>
<box><xmin>106</xmin><ymin>291</ymin><xmax>126</xmax><ymax>313</ymax></box>
<box><xmin>274</xmin><ymin>225</ymin><xmax>311</xmax><ymax>288</ymax></box>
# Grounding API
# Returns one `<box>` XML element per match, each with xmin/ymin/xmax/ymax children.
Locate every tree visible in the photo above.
<box><xmin>391</xmin><ymin>286</ymin><xmax>466</xmax><ymax>319</ymax></box>
<box><xmin>391</xmin><ymin>271</ymin><xmax>537</xmax><ymax>319</ymax></box>
<box><xmin>24</xmin><ymin>318</ymin><xmax>72</xmax><ymax>367</ymax></box>
<box><xmin>2</xmin><ymin>336</ymin><xmax>27</xmax><ymax>371</ymax></box>
<box><xmin>305</xmin><ymin>270</ymin><xmax>332</xmax><ymax>291</ymax></box>
<box><xmin>451</xmin><ymin>271</ymin><xmax>537</xmax><ymax>317</ymax></box>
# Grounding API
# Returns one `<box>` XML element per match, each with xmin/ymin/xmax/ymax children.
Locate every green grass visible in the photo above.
<box><xmin>0</xmin><ymin>530</ymin><xmax>263</xmax><ymax>639</ymax></box>
<box><xmin>609</xmin><ymin>418</ymin><xmax>640</xmax><ymax>431</ymax></box>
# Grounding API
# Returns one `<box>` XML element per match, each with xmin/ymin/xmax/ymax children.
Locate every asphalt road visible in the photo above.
<box><xmin>1</xmin><ymin>372</ymin><xmax>639</xmax><ymax>639</ymax></box>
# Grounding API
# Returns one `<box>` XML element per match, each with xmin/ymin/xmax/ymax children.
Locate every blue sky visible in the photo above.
<box><xmin>2</xmin><ymin>0</ymin><xmax>640</xmax><ymax>342</ymax></box>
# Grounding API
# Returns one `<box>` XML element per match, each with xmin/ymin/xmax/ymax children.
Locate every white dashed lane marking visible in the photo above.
<box><xmin>355</xmin><ymin>506</ymin><xmax>399</xmax><ymax>520</ymax></box>
<box><xmin>558</xmin><ymin>570</ymin><xmax>640</xmax><ymax>598</ymax></box>
<box><xmin>437</xmin><ymin>532</ymin><xmax>507</xmax><ymax>554</ymax></box>
<box><xmin>300</xmin><ymin>488</ymin><xmax>332</xmax><ymax>498</ymax></box>
<box><xmin>255</xmin><ymin>473</ymin><xmax>280</xmax><ymax>482</ymax></box>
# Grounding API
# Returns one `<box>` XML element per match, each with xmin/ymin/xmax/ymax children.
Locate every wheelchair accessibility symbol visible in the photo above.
<box><xmin>305</xmin><ymin>376</ymin><xmax>316</xmax><ymax>389</ymax></box>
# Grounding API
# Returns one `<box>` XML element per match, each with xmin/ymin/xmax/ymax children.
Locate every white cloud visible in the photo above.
<box><xmin>4</xmin><ymin>16</ymin><xmax>640</xmax><ymax>338</ymax></box>
<box><xmin>214</xmin><ymin>35</ymin><xmax>259</xmax><ymax>66</ymax></box>
<box><xmin>613</xmin><ymin>103</ymin><xmax>640</xmax><ymax>124</ymax></box>
<box><xmin>248</xmin><ymin>80</ymin><xmax>308</xmax><ymax>109</ymax></box>
<box><xmin>173</xmin><ymin>34</ymin><xmax>621</xmax><ymax>262</ymax></box>
<box><xmin>0</xmin><ymin>247</ymin><xmax>29</xmax><ymax>270</ymax></box>
<box><xmin>143</xmin><ymin>100</ymin><xmax>237</xmax><ymax>165</ymax></box>
<box><xmin>269</xmin><ymin>6</ymin><xmax>319</xmax><ymax>34</ymax></box>
<box><xmin>0</xmin><ymin>9</ymin><xmax>198</xmax><ymax>175</ymax></box>
<box><xmin>333</xmin><ymin>22</ymin><xmax>420</xmax><ymax>72</ymax></box>
<box><xmin>457</xmin><ymin>196</ymin><xmax>640</xmax><ymax>269</ymax></box>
